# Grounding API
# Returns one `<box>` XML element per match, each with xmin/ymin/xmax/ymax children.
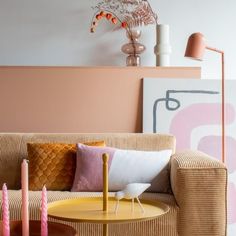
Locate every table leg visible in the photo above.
<box><xmin>103</xmin><ymin>224</ymin><xmax>108</xmax><ymax>236</ymax></box>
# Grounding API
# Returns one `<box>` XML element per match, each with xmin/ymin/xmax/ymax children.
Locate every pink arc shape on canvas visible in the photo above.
<box><xmin>198</xmin><ymin>136</ymin><xmax>236</xmax><ymax>171</ymax></box>
<box><xmin>170</xmin><ymin>103</ymin><xmax>235</xmax><ymax>150</ymax></box>
<box><xmin>228</xmin><ymin>182</ymin><xmax>236</xmax><ymax>224</ymax></box>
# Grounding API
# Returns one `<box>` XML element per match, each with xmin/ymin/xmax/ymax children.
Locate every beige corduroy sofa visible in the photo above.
<box><xmin>0</xmin><ymin>133</ymin><xmax>227</xmax><ymax>236</ymax></box>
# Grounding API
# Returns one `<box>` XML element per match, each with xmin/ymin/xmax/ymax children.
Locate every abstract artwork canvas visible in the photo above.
<box><xmin>143</xmin><ymin>78</ymin><xmax>236</xmax><ymax>235</ymax></box>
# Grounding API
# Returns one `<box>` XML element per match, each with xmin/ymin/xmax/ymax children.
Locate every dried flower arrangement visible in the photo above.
<box><xmin>90</xmin><ymin>0</ymin><xmax>157</xmax><ymax>32</ymax></box>
<box><xmin>90</xmin><ymin>0</ymin><xmax>158</xmax><ymax>58</ymax></box>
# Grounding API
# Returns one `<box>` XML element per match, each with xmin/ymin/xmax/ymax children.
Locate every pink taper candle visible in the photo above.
<box><xmin>21</xmin><ymin>159</ymin><xmax>29</xmax><ymax>236</ymax></box>
<box><xmin>41</xmin><ymin>185</ymin><xmax>48</xmax><ymax>236</ymax></box>
<box><xmin>2</xmin><ymin>183</ymin><xmax>10</xmax><ymax>236</ymax></box>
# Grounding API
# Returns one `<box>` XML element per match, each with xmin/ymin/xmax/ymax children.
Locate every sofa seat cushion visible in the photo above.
<box><xmin>0</xmin><ymin>190</ymin><xmax>178</xmax><ymax>236</ymax></box>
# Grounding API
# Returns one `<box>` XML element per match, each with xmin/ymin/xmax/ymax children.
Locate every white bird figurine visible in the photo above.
<box><xmin>114</xmin><ymin>183</ymin><xmax>151</xmax><ymax>214</ymax></box>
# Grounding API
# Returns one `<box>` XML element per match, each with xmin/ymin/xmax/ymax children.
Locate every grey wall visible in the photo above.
<box><xmin>0</xmin><ymin>0</ymin><xmax>235</xmax><ymax>79</ymax></box>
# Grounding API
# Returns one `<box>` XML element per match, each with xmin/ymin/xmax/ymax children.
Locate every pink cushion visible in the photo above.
<box><xmin>71</xmin><ymin>144</ymin><xmax>115</xmax><ymax>192</ymax></box>
<box><xmin>71</xmin><ymin>143</ymin><xmax>172</xmax><ymax>192</ymax></box>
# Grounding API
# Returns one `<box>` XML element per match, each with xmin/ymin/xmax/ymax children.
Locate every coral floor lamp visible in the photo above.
<box><xmin>185</xmin><ymin>32</ymin><xmax>225</xmax><ymax>163</ymax></box>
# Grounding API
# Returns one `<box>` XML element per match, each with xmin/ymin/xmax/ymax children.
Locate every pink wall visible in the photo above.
<box><xmin>0</xmin><ymin>66</ymin><xmax>200</xmax><ymax>133</ymax></box>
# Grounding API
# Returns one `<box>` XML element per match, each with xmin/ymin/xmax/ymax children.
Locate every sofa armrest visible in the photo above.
<box><xmin>170</xmin><ymin>150</ymin><xmax>227</xmax><ymax>236</ymax></box>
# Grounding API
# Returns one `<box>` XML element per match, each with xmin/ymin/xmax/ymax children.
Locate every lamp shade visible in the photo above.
<box><xmin>185</xmin><ymin>33</ymin><xmax>206</xmax><ymax>60</ymax></box>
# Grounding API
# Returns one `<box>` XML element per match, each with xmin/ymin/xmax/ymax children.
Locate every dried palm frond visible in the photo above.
<box><xmin>127</xmin><ymin>2</ymin><xmax>157</xmax><ymax>27</ymax></box>
<box><xmin>121</xmin><ymin>0</ymin><xmax>142</xmax><ymax>4</ymax></box>
<box><xmin>124</xmin><ymin>2</ymin><xmax>157</xmax><ymax>28</ymax></box>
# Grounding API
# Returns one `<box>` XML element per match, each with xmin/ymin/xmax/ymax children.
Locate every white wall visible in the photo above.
<box><xmin>0</xmin><ymin>0</ymin><xmax>235</xmax><ymax>79</ymax></box>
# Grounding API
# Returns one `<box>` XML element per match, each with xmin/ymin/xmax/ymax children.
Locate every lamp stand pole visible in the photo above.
<box><xmin>206</xmin><ymin>46</ymin><xmax>225</xmax><ymax>163</ymax></box>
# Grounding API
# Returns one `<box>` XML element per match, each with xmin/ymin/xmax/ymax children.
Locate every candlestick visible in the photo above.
<box><xmin>2</xmin><ymin>183</ymin><xmax>10</xmax><ymax>236</ymax></box>
<box><xmin>21</xmin><ymin>159</ymin><xmax>29</xmax><ymax>236</ymax></box>
<box><xmin>41</xmin><ymin>185</ymin><xmax>48</xmax><ymax>236</ymax></box>
<box><xmin>102</xmin><ymin>153</ymin><xmax>109</xmax><ymax>212</ymax></box>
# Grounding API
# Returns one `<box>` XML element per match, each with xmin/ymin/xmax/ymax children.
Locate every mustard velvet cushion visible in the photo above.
<box><xmin>27</xmin><ymin>141</ymin><xmax>105</xmax><ymax>191</ymax></box>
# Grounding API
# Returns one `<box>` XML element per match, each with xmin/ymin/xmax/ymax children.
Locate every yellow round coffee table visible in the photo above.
<box><xmin>47</xmin><ymin>197</ymin><xmax>169</xmax><ymax>236</ymax></box>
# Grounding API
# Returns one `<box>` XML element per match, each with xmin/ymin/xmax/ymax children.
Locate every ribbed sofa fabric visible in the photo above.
<box><xmin>0</xmin><ymin>133</ymin><xmax>227</xmax><ymax>236</ymax></box>
<box><xmin>171</xmin><ymin>150</ymin><xmax>227</xmax><ymax>236</ymax></box>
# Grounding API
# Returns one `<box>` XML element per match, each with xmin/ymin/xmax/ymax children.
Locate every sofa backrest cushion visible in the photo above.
<box><xmin>0</xmin><ymin>133</ymin><xmax>176</xmax><ymax>189</ymax></box>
